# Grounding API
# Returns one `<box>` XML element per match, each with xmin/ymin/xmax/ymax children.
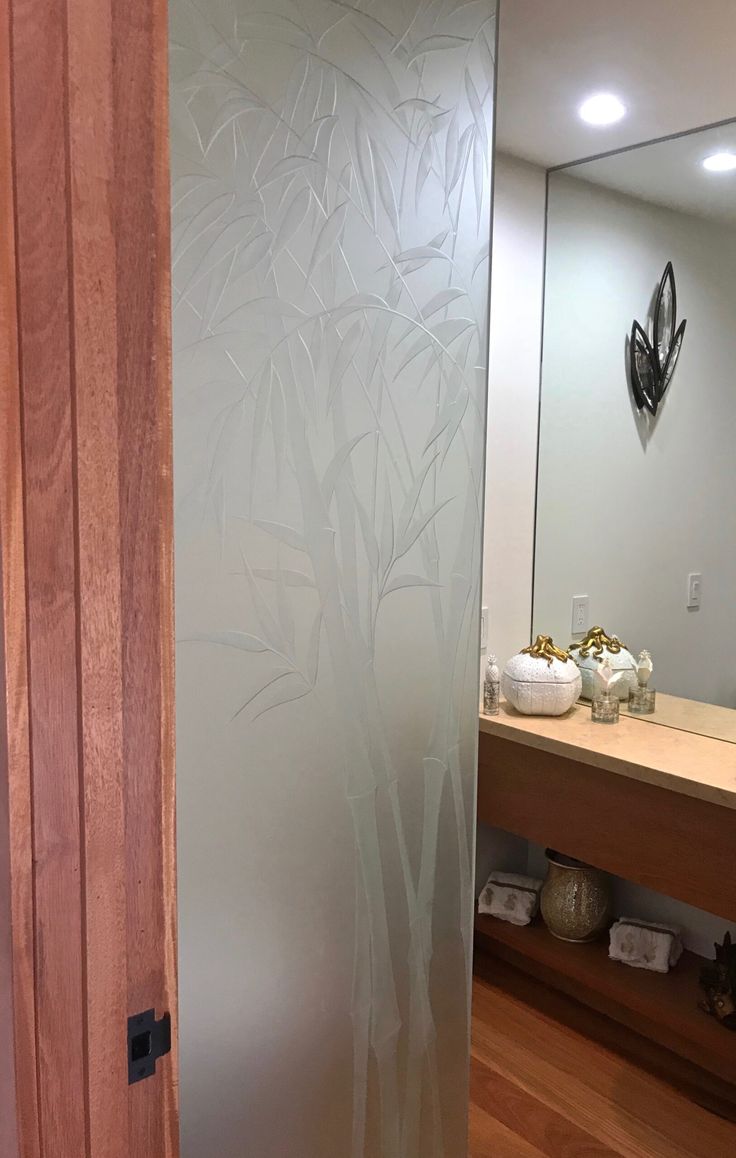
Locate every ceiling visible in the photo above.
<box><xmin>559</xmin><ymin>123</ymin><xmax>736</xmax><ymax>226</ymax></box>
<box><xmin>496</xmin><ymin>0</ymin><xmax>736</xmax><ymax>169</ymax></box>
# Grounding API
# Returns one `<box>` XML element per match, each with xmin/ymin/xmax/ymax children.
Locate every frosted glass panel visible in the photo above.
<box><xmin>170</xmin><ymin>2</ymin><xmax>496</xmax><ymax>1154</ymax></box>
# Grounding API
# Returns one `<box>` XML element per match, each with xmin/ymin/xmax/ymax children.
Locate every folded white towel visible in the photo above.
<box><xmin>609</xmin><ymin>917</ymin><xmax>683</xmax><ymax>973</ymax></box>
<box><xmin>478</xmin><ymin>872</ymin><xmax>543</xmax><ymax>927</ymax></box>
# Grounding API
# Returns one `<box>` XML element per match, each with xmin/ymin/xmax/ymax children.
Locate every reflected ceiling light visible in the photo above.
<box><xmin>578</xmin><ymin>92</ymin><xmax>626</xmax><ymax>126</ymax></box>
<box><xmin>702</xmin><ymin>151</ymin><xmax>736</xmax><ymax>172</ymax></box>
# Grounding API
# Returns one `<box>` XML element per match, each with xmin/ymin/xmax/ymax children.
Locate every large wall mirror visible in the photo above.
<box><xmin>533</xmin><ymin>118</ymin><xmax>736</xmax><ymax>741</ymax></box>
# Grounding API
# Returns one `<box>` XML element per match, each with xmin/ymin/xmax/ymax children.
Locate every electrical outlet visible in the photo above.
<box><xmin>571</xmin><ymin>594</ymin><xmax>589</xmax><ymax>635</ymax></box>
<box><xmin>687</xmin><ymin>572</ymin><xmax>702</xmax><ymax>610</ymax></box>
<box><xmin>480</xmin><ymin>606</ymin><xmax>488</xmax><ymax>650</ymax></box>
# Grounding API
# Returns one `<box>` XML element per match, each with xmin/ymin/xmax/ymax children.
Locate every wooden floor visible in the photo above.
<box><xmin>470</xmin><ymin>961</ymin><xmax>736</xmax><ymax>1157</ymax></box>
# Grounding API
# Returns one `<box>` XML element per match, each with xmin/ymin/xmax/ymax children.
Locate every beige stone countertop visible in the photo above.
<box><xmin>479</xmin><ymin>699</ymin><xmax>736</xmax><ymax>811</ymax></box>
<box><xmin>634</xmin><ymin>692</ymin><xmax>736</xmax><ymax>744</ymax></box>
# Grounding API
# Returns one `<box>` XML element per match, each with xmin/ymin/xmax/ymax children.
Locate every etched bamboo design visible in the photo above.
<box><xmin>171</xmin><ymin>1</ymin><xmax>495</xmax><ymax>1152</ymax></box>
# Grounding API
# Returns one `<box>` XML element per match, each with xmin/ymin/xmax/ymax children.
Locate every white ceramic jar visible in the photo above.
<box><xmin>569</xmin><ymin>627</ymin><xmax>638</xmax><ymax>702</ymax></box>
<box><xmin>502</xmin><ymin>636</ymin><xmax>582</xmax><ymax>716</ymax></box>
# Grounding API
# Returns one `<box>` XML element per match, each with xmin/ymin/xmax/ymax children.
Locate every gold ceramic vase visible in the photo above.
<box><xmin>540</xmin><ymin>850</ymin><xmax>612</xmax><ymax>943</ymax></box>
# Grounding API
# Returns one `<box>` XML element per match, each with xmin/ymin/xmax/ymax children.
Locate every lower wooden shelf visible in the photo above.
<box><xmin>474</xmin><ymin>914</ymin><xmax>736</xmax><ymax>1096</ymax></box>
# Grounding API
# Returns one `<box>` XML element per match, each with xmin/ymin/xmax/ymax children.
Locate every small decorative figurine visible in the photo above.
<box><xmin>699</xmin><ymin>932</ymin><xmax>736</xmax><ymax>1029</ymax></box>
<box><xmin>501</xmin><ymin>635</ymin><xmax>582</xmax><ymax>716</ymax></box>
<box><xmin>483</xmin><ymin>653</ymin><xmax>500</xmax><ymax>716</ymax></box>
<box><xmin>629</xmin><ymin>649</ymin><xmax>656</xmax><ymax>714</ymax></box>
<box><xmin>591</xmin><ymin>659</ymin><xmax>623</xmax><ymax>724</ymax></box>
<box><xmin>636</xmin><ymin>649</ymin><xmax>653</xmax><ymax>685</ymax></box>
<box><xmin>569</xmin><ymin>626</ymin><xmax>638</xmax><ymax>702</ymax></box>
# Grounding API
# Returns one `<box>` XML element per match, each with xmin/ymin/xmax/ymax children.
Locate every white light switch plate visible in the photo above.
<box><xmin>480</xmin><ymin>606</ymin><xmax>488</xmax><ymax>650</ymax></box>
<box><xmin>687</xmin><ymin>572</ymin><xmax>702</xmax><ymax>609</ymax></box>
<box><xmin>571</xmin><ymin>594</ymin><xmax>589</xmax><ymax>635</ymax></box>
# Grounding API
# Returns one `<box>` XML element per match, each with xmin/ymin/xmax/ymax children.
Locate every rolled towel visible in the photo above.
<box><xmin>609</xmin><ymin>917</ymin><xmax>683</xmax><ymax>973</ymax></box>
<box><xmin>478</xmin><ymin>872</ymin><xmax>543</xmax><ymax>927</ymax></box>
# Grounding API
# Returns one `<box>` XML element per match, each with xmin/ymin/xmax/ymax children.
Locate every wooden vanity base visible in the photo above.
<box><xmin>478</xmin><ymin>732</ymin><xmax>736</xmax><ymax>922</ymax></box>
<box><xmin>477</xmin><ymin>708</ymin><xmax>736</xmax><ymax>1118</ymax></box>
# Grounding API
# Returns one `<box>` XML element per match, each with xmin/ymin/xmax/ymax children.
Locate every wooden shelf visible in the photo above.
<box><xmin>474</xmin><ymin>914</ymin><xmax>736</xmax><ymax>1088</ymax></box>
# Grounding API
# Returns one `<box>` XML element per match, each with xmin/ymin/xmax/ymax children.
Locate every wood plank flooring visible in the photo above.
<box><xmin>470</xmin><ymin>962</ymin><xmax>736</xmax><ymax>1157</ymax></box>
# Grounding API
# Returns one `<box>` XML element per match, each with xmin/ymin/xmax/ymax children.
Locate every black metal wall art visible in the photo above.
<box><xmin>629</xmin><ymin>262</ymin><xmax>686</xmax><ymax>416</ymax></box>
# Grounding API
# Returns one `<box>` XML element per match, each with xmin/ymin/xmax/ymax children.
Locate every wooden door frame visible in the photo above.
<box><xmin>0</xmin><ymin>1</ymin><xmax>177</xmax><ymax>1155</ymax></box>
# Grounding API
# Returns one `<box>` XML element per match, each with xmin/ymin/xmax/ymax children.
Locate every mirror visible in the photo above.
<box><xmin>533</xmin><ymin>120</ymin><xmax>736</xmax><ymax>741</ymax></box>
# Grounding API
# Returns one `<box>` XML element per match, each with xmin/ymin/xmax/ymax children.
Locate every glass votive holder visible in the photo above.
<box><xmin>483</xmin><ymin>680</ymin><xmax>500</xmax><ymax>716</ymax></box>
<box><xmin>591</xmin><ymin>691</ymin><xmax>619</xmax><ymax>724</ymax></box>
<box><xmin>629</xmin><ymin>685</ymin><xmax>656</xmax><ymax>714</ymax></box>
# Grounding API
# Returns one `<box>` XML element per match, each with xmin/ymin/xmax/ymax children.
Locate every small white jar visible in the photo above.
<box><xmin>502</xmin><ymin>636</ymin><xmax>582</xmax><ymax>716</ymax></box>
<box><xmin>569</xmin><ymin>627</ymin><xmax>638</xmax><ymax>702</ymax></box>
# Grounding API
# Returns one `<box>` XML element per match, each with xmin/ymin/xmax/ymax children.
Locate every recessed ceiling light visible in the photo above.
<box><xmin>578</xmin><ymin>93</ymin><xmax>627</xmax><ymax>126</ymax></box>
<box><xmin>702</xmin><ymin>151</ymin><xmax>736</xmax><ymax>172</ymax></box>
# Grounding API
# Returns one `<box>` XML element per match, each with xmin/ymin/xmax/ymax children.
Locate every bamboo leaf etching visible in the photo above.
<box><xmin>307</xmin><ymin>202</ymin><xmax>349</xmax><ymax>277</ymax></box>
<box><xmin>407</xmin><ymin>34</ymin><xmax>472</xmax><ymax>64</ymax></box>
<box><xmin>185</xmin><ymin>630</ymin><xmax>272</xmax><ymax>653</ymax></box>
<box><xmin>171</xmin><ymin>0</ymin><xmax>495</xmax><ymax>1152</ymax></box>
<box><xmin>253</xmin><ymin>567</ymin><xmax>315</xmax><ymax>587</ymax></box>
<box><xmin>271</xmin><ymin>186</ymin><xmax>312</xmax><ymax>259</ymax></box>
<box><xmin>382</xmin><ymin>573</ymin><xmax>441</xmax><ymax>596</ymax></box>
<box><xmin>254</xmin><ymin>520</ymin><xmax>309</xmax><ymax>552</ymax></box>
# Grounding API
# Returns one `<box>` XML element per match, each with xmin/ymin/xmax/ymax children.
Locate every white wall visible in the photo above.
<box><xmin>535</xmin><ymin>173</ymin><xmax>736</xmax><ymax>708</ymax></box>
<box><xmin>483</xmin><ymin>153</ymin><xmax>546</xmax><ymax>667</ymax></box>
<box><xmin>477</xmin><ymin>153</ymin><xmax>546</xmax><ymax>888</ymax></box>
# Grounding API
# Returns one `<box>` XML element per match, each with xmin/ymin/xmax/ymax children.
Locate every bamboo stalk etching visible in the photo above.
<box><xmin>171</xmin><ymin>1</ymin><xmax>495</xmax><ymax>1153</ymax></box>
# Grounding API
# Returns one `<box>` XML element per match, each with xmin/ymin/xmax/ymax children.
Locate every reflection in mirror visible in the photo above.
<box><xmin>630</xmin><ymin>262</ymin><xmax>687</xmax><ymax>416</ymax></box>
<box><xmin>534</xmin><ymin>120</ymin><xmax>736</xmax><ymax>735</ymax></box>
<box><xmin>654</xmin><ymin>263</ymin><xmax>676</xmax><ymax>368</ymax></box>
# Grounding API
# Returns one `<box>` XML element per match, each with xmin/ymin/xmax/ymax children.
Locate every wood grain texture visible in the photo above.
<box><xmin>10</xmin><ymin>0</ymin><xmax>87</xmax><ymax>1149</ymax></box>
<box><xmin>0</xmin><ymin>35</ymin><xmax>17</xmax><ymax>1125</ymax></box>
<box><xmin>2</xmin><ymin>0</ymin><xmax>177</xmax><ymax>1152</ymax></box>
<box><xmin>0</xmin><ymin>3</ymin><xmax>39</xmax><ymax>1154</ymax></box>
<box><xmin>112</xmin><ymin>0</ymin><xmax>178</xmax><ymax>1149</ymax></box>
<box><xmin>65</xmin><ymin>0</ymin><xmax>128</xmax><ymax>1152</ymax></box>
<box><xmin>469</xmin><ymin>1100</ymin><xmax>544</xmax><ymax>1158</ymax></box>
<box><xmin>475</xmin><ymin>916</ymin><xmax>736</xmax><ymax>1101</ymax></box>
<box><xmin>478</xmin><ymin>730</ymin><xmax>736</xmax><ymax>921</ymax></box>
<box><xmin>471</xmin><ymin>1060</ymin><xmax>616</xmax><ymax>1156</ymax></box>
<box><xmin>0</xmin><ymin>566</ymin><xmax>20</xmax><ymax>1158</ymax></box>
<box><xmin>470</xmin><ymin>965</ymin><xmax>736</xmax><ymax>1157</ymax></box>
<box><xmin>475</xmin><ymin>942</ymin><xmax>736</xmax><ymax>1124</ymax></box>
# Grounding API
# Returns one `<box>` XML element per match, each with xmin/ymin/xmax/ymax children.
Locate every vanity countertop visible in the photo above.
<box><xmin>479</xmin><ymin>699</ymin><xmax>736</xmax><ymax>811</ymax></box>
<box><xmin>632</xmin><ymin>692</ymin><xmax>736</xmax><ymax>744</ymax></box>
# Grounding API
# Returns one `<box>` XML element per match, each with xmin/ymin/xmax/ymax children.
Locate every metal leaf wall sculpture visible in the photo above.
<box><xmin>630</xmin><ymin>262</ymin><xmax>687</xmax><ymax>416</ymax></box>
